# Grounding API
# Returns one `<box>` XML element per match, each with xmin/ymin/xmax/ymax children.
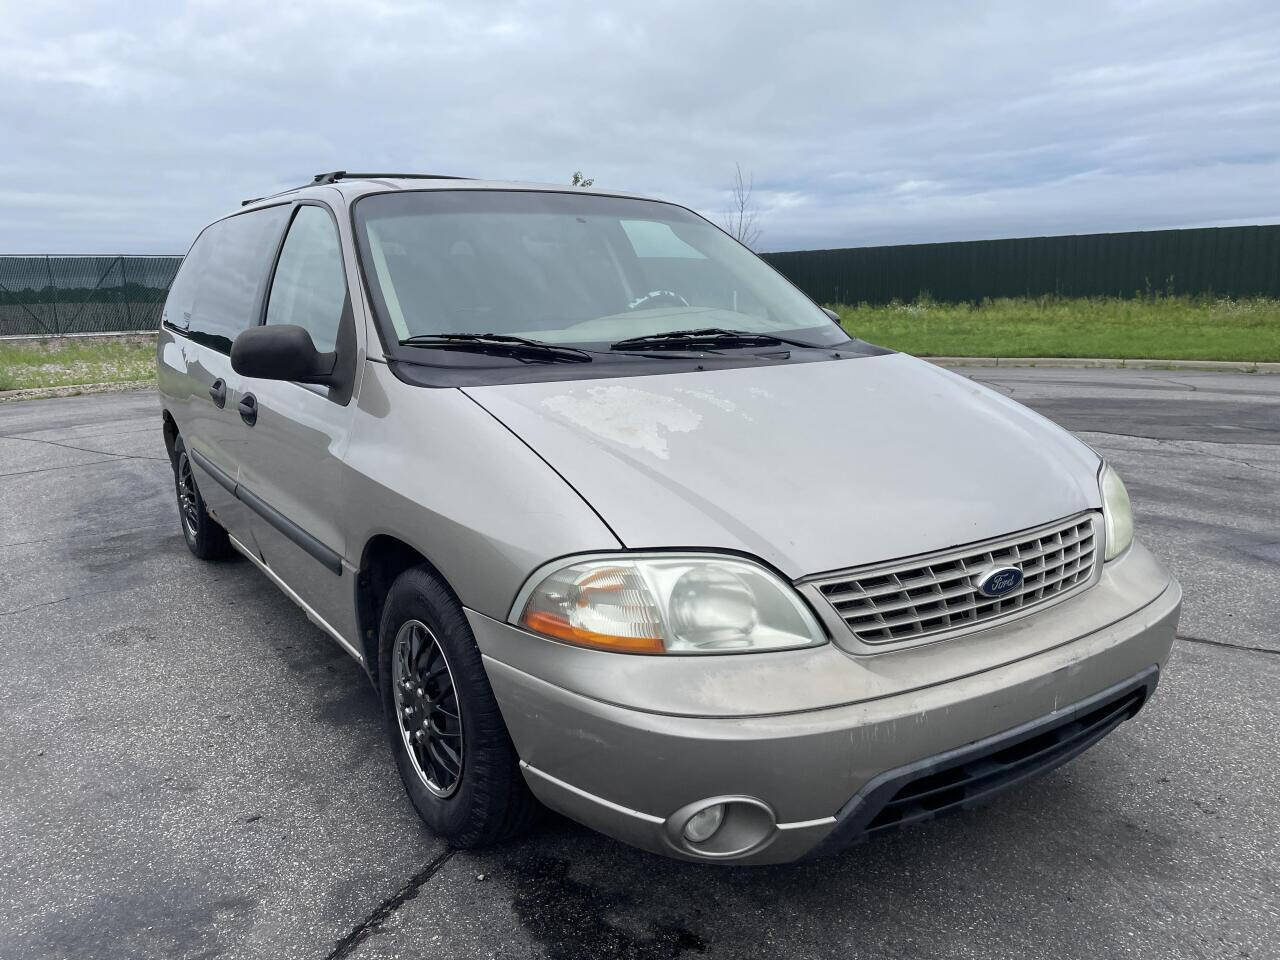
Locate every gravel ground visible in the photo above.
<box><xmin>0</xmin><ymin>367</ymin><xmax>1276</xmax><ymax>960</ymax></box>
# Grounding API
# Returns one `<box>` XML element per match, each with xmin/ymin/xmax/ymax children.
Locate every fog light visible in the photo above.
<box><xmin>682</xmin><ymin>803</ymin><xmax>726</xmax><ymax>843</ymax></box>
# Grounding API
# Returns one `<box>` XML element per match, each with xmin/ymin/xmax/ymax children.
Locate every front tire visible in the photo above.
<box><xmin>378</xmin><ymin>566</ymin><xmax>540</xmax><ymax>847</ymax></box>
<box><xmin>172</xmin><ymin>436</ymin><xmax>232</xmax><ymax>561</ymax></box>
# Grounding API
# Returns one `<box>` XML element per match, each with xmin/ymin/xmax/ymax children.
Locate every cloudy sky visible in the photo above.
<box><xmin>2</xmin><ymin>0</ymin><xmax>1278</xmax><ymax>254</ymax></box>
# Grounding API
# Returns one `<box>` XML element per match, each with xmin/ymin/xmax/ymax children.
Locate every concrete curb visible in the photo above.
<box><xmin>0</xmin><ymin>331</ymin><xmax>155</xmax><ymax>342</ymax></box>
<box><xmin>0</xmin><ymin>379</ymin><xmax>156</xmax><ymax>404</ymax></box>
<box><xmin>927</xmin><ymin>356</ymin><xmax>1280</xmax><ymax>374</ymax></box>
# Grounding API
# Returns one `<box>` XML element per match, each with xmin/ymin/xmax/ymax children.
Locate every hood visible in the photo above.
<box><xmin>463</xmin><ymin>353</ymin><xmax>1101</xmax><ymax>578</ymax></box>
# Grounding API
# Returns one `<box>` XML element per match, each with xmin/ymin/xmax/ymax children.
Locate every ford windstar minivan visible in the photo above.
<box><xmin>156</xmin><ymin>172</ymin><xmax>1181</xmax><ymax>863</ymax></box>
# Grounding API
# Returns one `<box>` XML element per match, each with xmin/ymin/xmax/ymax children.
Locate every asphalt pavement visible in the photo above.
<box><xmin>0</xmin><ymin>366</ymin><xmax>1276</xmax><ymax>960</ymax></box>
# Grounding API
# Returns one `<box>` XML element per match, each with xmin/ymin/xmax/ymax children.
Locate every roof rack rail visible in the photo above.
<box><xmin>242</xmin><ymin>171</ymin><xmax>470</xmax><ymax>206</ymax></box>
<box><xmin>240</xmin><ymin>185</ymin><xmax>305</xmax><ymax>207</ymax></box>
<box><xmin>311</xmin><ymin>171</ymin><xmax>469</xmax><ymax>185</ymax></box>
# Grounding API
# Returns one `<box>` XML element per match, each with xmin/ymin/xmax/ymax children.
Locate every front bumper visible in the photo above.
<box><xmin>470</xmin><ymin>543</ymin><xmax>1181</xmax><ymax>864</ymax></box>
<box><xmin>805</xmin><ymin>665</ymin><xmax>1158</xmax><ymax>858</ymax></box>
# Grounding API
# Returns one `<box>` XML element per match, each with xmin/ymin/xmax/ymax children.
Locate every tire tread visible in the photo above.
<box><xmin>173</xmin><ymin>435</ymin><xmax>232</xmax><ymax>561</ymax></box>
<box><xmin>379</xmin><ymin>566</ymin><xmax>540</xmax><ymax>848</ymax></box>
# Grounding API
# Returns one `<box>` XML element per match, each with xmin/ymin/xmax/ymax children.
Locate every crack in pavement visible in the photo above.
<box><xmin>4</xmin><ymin>423</ymin><xmax>159</xmax><ymax>445</ymax></box>
<box><xmin>972</xmin><ymin>373</ymin><xmax>1203</xmax><ymax>395</ymax></box>
<box><xmin>0</xmin><ymin>519</ymin><xmax>173</xmax><ymax>550</ymax></box>
<box><xmin>1</xmin><ymin>587</ymin><xmax>116</xmax><ymax>618</ymax></box>
<box><xmin>1177</xmin><ymin>633</ymin><xmax>1278</xmax><ymax>657</ymax></box>
<box><xmin>0</xmin><ymin>432</ymin><xmax>168</xmax><ymax>463</ymax></box>
<box><xmin>26</xmin><ymin>423</ymin><xmax>160</xmax><ymax>440</ymax></box>
<box><xmin>1080</xmin><ymin>431</ymin><xmax>1280</xmax><ymax>475</ymax></box>
<box><xmin>1150</xmin><ymin>376</ymin><xmax>1201</xmax><ymax>393</ymax></box>
<box><xmin>0</xmin><ymin>457</ymin><xmax>161</xmax><ymax>479</ymax></box>
<box><xmin>323</xmin><ymin>849</ymin><xmax>457</xmax><ymax>960</ymax></box>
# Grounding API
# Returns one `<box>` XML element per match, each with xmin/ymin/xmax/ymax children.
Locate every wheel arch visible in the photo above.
<box><xmin>161</xmin><ymin>409</ymin><xmax>180</xmax><ymax>467</ymax></box>
<box><xmin>356</xmin><ymin>534</ymin><xmax>465</xmax><ymax>683</ymax></box>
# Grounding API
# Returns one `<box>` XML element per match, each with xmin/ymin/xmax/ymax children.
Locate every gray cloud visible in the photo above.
<box><xmin>2</xmin><ymin>0</ymin><xmax>1278</xmax><ymax>253</ymax></box>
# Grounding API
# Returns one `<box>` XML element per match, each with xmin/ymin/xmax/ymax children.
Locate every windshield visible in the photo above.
<box><xmin>352</xmin><ymin>190</ymin><xmax>848</xmax><ymax>351</ymax></box>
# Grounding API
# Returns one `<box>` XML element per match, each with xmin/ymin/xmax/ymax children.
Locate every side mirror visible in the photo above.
<box><xmin>822</xmin><ymin>307</ymin><xmax>841</xmax><ymax>323</ymax></box>
<box><xmin>230</xmin><ymin>324</ymin><xmax>336</xmax><ymax>384</ymax></box>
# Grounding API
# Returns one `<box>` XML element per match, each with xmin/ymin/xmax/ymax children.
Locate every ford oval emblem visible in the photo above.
<box><xmin>975</xmin><ymin>565</ymin><xmax>1024</xmax><ymax>598</ymax></box>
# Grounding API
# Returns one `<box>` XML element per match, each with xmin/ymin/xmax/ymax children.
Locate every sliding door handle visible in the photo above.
<box><xmin>238</xmin><ymin>393</ymin><xmax>258</xmax><ymax>426</ymax></box>
<box><xmin>209</xmin><ymin>379</ymin><xmax>226</xmax><ymax>408</ymax></box>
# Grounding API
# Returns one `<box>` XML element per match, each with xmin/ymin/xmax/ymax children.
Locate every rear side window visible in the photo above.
<box><xmin>161</xmin><ymin>231</ymin><xmax>210</xmax><ymax>332</ymax></box>
<box><xmin>182</xmin><ymin>205</ymin><xmax>289</xmax><ymax>353</ymax></box>
<box><xmin>264</xmin><ymin>206</ymin><xmax>347</xmax><ymax>353</ymax></box>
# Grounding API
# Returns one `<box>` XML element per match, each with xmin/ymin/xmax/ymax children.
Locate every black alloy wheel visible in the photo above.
<box><xmin>391</xmin><ymin>619</ymin><xmax>465</xmax><ymax>798</ymax></box>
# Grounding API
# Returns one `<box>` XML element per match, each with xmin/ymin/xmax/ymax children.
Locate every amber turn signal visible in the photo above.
<box><xmin>520</xmin><ymin>610</ymin><xmax>665</xmax><ymax>653</ymax></box>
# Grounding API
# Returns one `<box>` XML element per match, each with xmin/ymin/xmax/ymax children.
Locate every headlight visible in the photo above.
<box><xmin>512</xmin><ymin>554</ymin><xmax>826</xmax><ymax>654</ymax></box>
<box><xmin>1099</xmin><ymin>463</ymin><xmax>1133</xmax><ymax>561</ymax></box>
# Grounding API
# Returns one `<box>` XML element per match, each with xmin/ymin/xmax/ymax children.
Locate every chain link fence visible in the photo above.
<box><xmin>0</xmin><ymin>255</ymin><xmax>183</xmax><ymax>337</ymax></box>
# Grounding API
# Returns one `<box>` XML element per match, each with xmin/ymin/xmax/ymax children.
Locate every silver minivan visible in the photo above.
<box><xmin>156</xmin><ymin>172</ymin><xmax>1181</xmax><ymax>863</ymax></box>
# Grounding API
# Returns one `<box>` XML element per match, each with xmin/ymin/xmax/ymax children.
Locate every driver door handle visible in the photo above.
<box><xmin>238</xmin><ymin>393</ymin><xmax>258</xmax><ymax>427</ymax></box>
<box><xmin>209</xmin><ymin>379</ymin><xmax>226</xmax><ymax>408</ymax></box>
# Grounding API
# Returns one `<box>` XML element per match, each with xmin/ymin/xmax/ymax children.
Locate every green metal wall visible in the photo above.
<box><xmin>0</xmin><ymin>255</ymin><xmax>183</xmax><ymax>336</ymax></box>
<box><xmin>4</xmin><ymin>224</ymin><xmax>1279</xmax><ymax>336</ymax></box>
<box><xmin>762</xmin><ymin>224</ymin><xmax>1280</xmax><ymax>305</ymax></box>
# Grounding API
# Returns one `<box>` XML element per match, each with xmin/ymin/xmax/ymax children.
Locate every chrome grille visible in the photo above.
<box><xmin>810</xmin><ymin>515</ymin><xmax>1100</xmax><ymax>645</ymax></box>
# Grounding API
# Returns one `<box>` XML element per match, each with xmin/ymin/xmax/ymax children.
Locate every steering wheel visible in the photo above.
<box><xmin>628</xmin><ymin>289</ymin><xmax>690</xmax><ymax>310</ymax></box>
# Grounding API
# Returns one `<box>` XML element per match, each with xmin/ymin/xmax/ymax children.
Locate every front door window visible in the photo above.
<box><xmin>265</xmin><ymin>205</ymin><xmax>347</xmax><ymax>353</ymax></box>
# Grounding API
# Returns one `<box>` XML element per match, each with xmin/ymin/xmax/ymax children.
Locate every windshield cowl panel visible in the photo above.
<box><xmin>384</xmin><ymin>342</ymin><xmax>892</xmax><ymax>389</ymax></box>
<box><xmin>352</xmin><ymin>188</ymin><xmax>853</xmax><ymax>385</ymax></box>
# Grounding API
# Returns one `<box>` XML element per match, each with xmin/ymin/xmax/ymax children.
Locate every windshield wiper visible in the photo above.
<box><xmin>399</xmin><ymin>333</ymin><xmax>592</xmax><ymax>364</ymax></box>
<box><xmin>609</xmin><ymin>327</ymin><xmax>820</xmax><ymax>352</ymax></box>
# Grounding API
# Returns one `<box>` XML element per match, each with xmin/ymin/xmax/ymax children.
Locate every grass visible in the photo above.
<box><xmin>832</xmin><ymin>295</ymin><xmax>1280</xmax><ymax>362</ymax></box>
<box><xmin>0</xmin><ymin>335</ymin><xmax>156</xmax><ymax>391</ymax></box>
<box><xmin>1</xmin><ymin>296</ymin><xmax>1277</xmax><ymax>392</ymax></box>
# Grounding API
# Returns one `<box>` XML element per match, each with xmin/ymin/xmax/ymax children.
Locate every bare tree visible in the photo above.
<box><xmin>570</xmin><ymin>171</ymin><xmax>594</xmax><ymax>188</ymax></box>
<box><xmin>721</xmin><ymin>162</ymin><xmax>762</xmax><ymax>249</ymax></box>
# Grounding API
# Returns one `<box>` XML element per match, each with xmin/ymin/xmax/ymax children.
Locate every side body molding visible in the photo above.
<box><xmin>188</xmin><ymin>447</ymin><xmax>344</xmax><ymax>575</ymax></box>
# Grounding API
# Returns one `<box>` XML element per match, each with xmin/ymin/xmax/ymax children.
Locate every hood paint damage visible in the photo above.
<box><xmin>464</xmin><ymin>353</ymin><xmax>1101</xmax><ymax>579</ymax></box>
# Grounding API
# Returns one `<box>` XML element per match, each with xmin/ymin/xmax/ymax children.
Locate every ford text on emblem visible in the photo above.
<box><xmin>975</xmin><ymin>565</ymin><xmax>1024</xmax><ymax>598</ymax></box>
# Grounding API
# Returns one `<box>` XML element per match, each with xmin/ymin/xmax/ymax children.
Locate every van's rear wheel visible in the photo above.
<box><xmin>378</xmin><ymin>566</ymin><xmax>540</xmax><ymax>847</ymax></box>
<box><xmin>172</xmin><ymin>436</ymin><xmax>231</xmax><ymax>560</ymax></box>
